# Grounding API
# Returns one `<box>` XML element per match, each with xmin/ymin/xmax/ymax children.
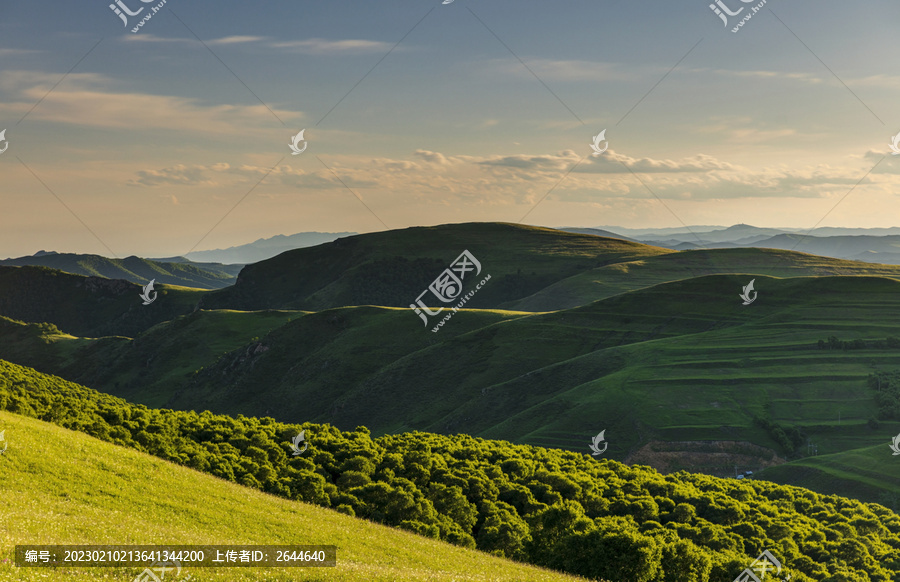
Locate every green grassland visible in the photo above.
<box><xmin>3</xmin><ymin>273</ymin><xmax>900</xmax><ymax>504</ymax></box>
<box><xmin>0</xmin><ymin>410</ymin><xmax>586</xmax><ymax>582</ymax></box>
<box><xmin>0</xmin><ymin>309</ymin><xmax>308</xmax><ymax>407</ymax></box>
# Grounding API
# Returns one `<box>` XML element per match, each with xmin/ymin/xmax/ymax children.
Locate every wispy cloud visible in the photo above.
<box><xmin>208</xmin><ymin>36</ymin><xmax>266</xmax><ymax>45</ymax></box>
<box><xmin>121</xmin><ymin>34</ymin><xmax>394</xmax><ymax>55</ymax></box>
<box><xmin>269</xmin><ymin>38</ymin><xmax>396</xmax><ymax>54</ymax></box>
<box><xmin>125</xmin><ymin>149</ymin><xmax>900</xmax><ymax>208</ymax></box>
<box><xmin>482</xmin><ymin>58</ymin><xmax>631</xmax><ymax>82</ymax></box>
<box><xmin>0</xmin><ymin>48</ymin><xmax>42</xmax><ymax>57</ymax></box>
<box><xmin>0</xmin><ymin>70</ymin><xmax>301</xmax><ymax>134</ymax></box>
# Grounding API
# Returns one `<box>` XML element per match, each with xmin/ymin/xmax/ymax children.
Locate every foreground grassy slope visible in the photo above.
<box><xmin>0</xmin><ymin>411</ymin><xmax>585</xmax><ymax>582</ymax></box>
<box><xmin>505</xmin><ymin>247</ymin><xmax>900</xmax><ymax>311</ymax></box>
<box><xmin>6</xmin><ymin>361</ymin><xmax>900</xmax><ymax>581</ymax></box>
<box><xmin>198</xmin><ymin>222</ymin><xmax>674</xmax><ymax>312</ymax></box>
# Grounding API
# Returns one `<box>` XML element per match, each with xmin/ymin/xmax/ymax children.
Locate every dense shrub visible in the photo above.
<box><xmin>868</xmin><ymin>370</ymin><xmax>900</xmax><ymax>420</ymax></box>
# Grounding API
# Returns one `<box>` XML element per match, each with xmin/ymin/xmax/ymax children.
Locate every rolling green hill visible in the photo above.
<box><xmin>3</xmin><ymin>273</ymin><xmax>900</xmax><ymax>505</ymax></box>
<box><xmin>5</xmin><ymin>224</ymin><xmax>900</xmax><ymax>341</ymax></box>
<box><xmin>6</xmin><ymin>223</ymin><xmax>900</xmax><ymax>510</ymax></box>
<box><xmin>0</xmin><ymin>410</ymin><xmax>586</xmax><ymax>582</ymax></box>
<box><xmin>197</xmin><ymin>222</ymin><xmax>674</xmax><ymax>312</ymax></box>
<box><xmin>0</xmin><ymin>252</ymin><xmax>241</xmax><ymax>289</ymax></box>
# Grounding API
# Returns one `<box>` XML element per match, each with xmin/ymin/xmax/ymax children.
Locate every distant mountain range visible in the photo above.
<box><xmin>0</xmin><ymin>232</ymin><xmax>358</xmax><ymax>290</ymax></box>
<box><xmin>0</xmin><ymin>251</ymin><xmax>241</xmax><ymax>289</ymax></box>
<box><xmin>563</xmin><ymin>224</ymin><xmax>900</xmax><ymax>265</ymax></box>
<box><xmin>175</xmin><ymin>231</ymin><xmax>356</xmax><ymax>264</ymax></box>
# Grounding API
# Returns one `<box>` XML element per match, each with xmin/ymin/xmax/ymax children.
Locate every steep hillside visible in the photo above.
<box><xmin>0</xmin><ymin>267</ymin><xmax>204</xmax><ymax>337</ymax></box>
<box><xmin>0</xmin><ymin>410</ymin><xmax>585</xmax><ymax>582</ymax></box>
<box><xmin>0</xmin><ymin>309</ymin><xmax>307</xmax><ymax>407</ymax></box>
<box><xmin>0</xmin><ymin>266</ymin><xmax>203</xmax><ymax>337</ymax></box>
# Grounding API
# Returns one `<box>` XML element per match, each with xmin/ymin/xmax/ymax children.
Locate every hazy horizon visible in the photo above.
<box><xmin>10</xmin><ymin>221</ymin><xmax>900</xmax><ymax>262</ymax></box>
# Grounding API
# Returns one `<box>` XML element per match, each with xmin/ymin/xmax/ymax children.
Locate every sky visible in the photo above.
<box><xmin>1</xmin><ymin>0</ymin><xmax>899</xmax><ymax>258</ymax></box>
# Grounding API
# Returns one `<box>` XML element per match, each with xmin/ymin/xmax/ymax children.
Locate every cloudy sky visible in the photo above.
<box><xmin>1</xmin><ymin>0</ymin><xmax>899</xmax><ymax>257</ymax></box>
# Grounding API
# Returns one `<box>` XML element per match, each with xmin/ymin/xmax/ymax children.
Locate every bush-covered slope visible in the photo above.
<box><xmin>0</xmin><ymin>410</ymin><xmax>586</xmax><ymax>582</ymax></box>
<box><xmin>2</xmin><ymin>360</ymin><xmax>899</xmax><ymax>581</ymax></box>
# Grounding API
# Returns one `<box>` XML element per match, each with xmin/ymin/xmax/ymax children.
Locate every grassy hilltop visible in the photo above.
<box><xmin>197</xmin><ymin>222</ymin><xmax>673</xmax><ymax>312</ymax></box>
<box><xmin>504</xmin><ymin>246</ymin><xmax>900</xmax><ymax>311</ymax></box>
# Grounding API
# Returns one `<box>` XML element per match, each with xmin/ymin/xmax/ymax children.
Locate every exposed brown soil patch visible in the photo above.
<box><xmin>625</xmin><ymin>440</ymin><xmax>786</xmax><ymax>478</ymax></box>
